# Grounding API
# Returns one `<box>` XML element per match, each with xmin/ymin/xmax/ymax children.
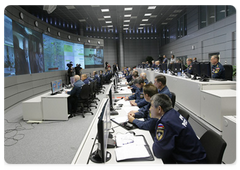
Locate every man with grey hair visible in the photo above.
<box><xmin>140</xmin><ymin>72</ymin><xmax>149</xmax><ymax>84</ymax></box>
<box><xmin>66</xmin><ymin>75</ymin><xmax>85</xmax><ymax>117</ymax></box>
<box><xmin>150</xmin><ymin>93</ymin><xmax>207</xmax><ymax>163</ymax></box>
<box><xmin>210</xmin><ymin>55</ymin><xmax>225</xmax><ymax>79</ymax></box>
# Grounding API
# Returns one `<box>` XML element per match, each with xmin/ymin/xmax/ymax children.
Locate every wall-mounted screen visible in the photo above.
<box><xmin>84</xmin><ymin>45</ymin><xmax>104</xmax><ymax>68</ymax></box>
<box><xmin>43</xmin><ymin>34</ymin><xmax>85</xmax><ymax>72</ymax></box>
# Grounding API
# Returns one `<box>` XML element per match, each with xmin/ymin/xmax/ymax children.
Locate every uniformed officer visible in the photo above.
<box><xmin>184</xmin><ymin>58</ymin><xmax>193</xmax><ymax>74</ymax></box>
<box><xmin>150</xmin><ymin>93</ymin><xmax>207</xmax><ymax>163</ymax></box>
<box><xmin>140</xmin><ymin>72</ymin><xmax>149</xmax><ymax>85</ymax></box>
<box><xmin>154</xmin><ymin>75</ymin><xmax>172</xmax><ymax>99</ymax></box>
<box><xmin>125</xmin><ymin>78</ymin><xmax>145</xmax><ymax>103</ymax></box>
<box><xmin>210</xmin><ymin>55</ymin><xmax>225</xmax><ymax>79</ymax></box>
<box><xmin>128</xmin><ymin>84</ymin><xmax>159</xmax><ymax>138</ymax></box>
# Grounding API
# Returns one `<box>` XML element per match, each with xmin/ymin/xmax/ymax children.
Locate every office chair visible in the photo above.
<box><xmin>178</xmin><ymin>109</ymin><xmax>190</xmax><ymax>120</ymax></box>
<box><xmin>93</xmin><ymin>80</ymin><xmax>100</xmax><ymax>101</ymax></box>
<box><xmin>223</xmin><ymin>64</ymin><xmax>233</xmax><ymax>81</ymax></box>
<box><xmin>200</xmin><ymin>130</ymin><xmax>227</xmax><ymax>164</ymax></box>
<box><xmin>170</xmin><ymin>92</ymin><xmax>176</xmax><ymax>108</ymax></box>
<box><xmin>76</xmin><ymin>84</ymin><xmax>94</xmax><ymax>118</ymax></box>
<box><xmin>89</xmin><ymin>80</ymin><xmax>98</xmax><ymax>109</ymax></box>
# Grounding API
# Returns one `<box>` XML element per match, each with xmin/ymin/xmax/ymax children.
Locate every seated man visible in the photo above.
<box><xmin>65</xmin><ymin>75</ymin><xmax>85</xmax><ymax>117</ymax></box>
<box><xmin>140</xmin><ymin>72</ymin><xmax>149</xmax><ymax>84</ymax></box>
<box><xmin>154</xmin><ymin>75</ymin><xmax>172</xmax><ymax>99</ymax></box>
<box><xmin>184</xmin><ymin>58</ymin><xmax>193</xmax><ymax>74</ymax></box>
<box><xmin>125</xmin><ymin>78</ymin><xmax>145</xmax><ymax>104</ymax></box>
<box><xmin>210</xmin><ymin>55</ymin><xmax>225</xmax><ymax>79</ymax></box>
<box><xmin>93</xmin><ymin>71</ymin><xmax>100</xmax><ymax>87</ymax></box>
<box><xmin>81</xmin><ymin>74</ymin><xmax>90</xmax><ymax>85</ymax></box>
<box><xmin>128</xmin><ymin>84</ymin><xmax>159</xmax><ymax>137</ymax></box>
<box><xmin>150</xmin><ymin>93</ymin><xmax>207</xmax><ymax>163</ymax></box>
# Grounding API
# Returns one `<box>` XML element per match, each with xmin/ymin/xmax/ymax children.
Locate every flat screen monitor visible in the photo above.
<box><xmin>200</xmin><ymin>62</ymin><xmax>212</xmax><ymax>79</ymax></box>
<box><xmin>191</xmin><ymin>62</ymin><xmax>201</xmax><ymax>79</ymax></box>
<box><xmin>173</xmin><ymin>63</ymin><xmax>182</xmax><ymax>73</ymax></box>
<box><xmin>50</xmin><ymin>79</ymin><xmax>62</xmax><ymax>95</ymax></box>
<box><xmin>90</xmin><ymin>99</ymin><xmax>111</xmax><ymax>163</ymax></box>
<box><xmin>161</xmin><ymin>63</ymin><xmax>168</xmax><ymax>73</ymax></box>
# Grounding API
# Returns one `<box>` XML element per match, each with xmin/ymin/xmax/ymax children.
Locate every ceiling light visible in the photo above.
<box><xmin>101</xmin><ymin>9</ymin><xmax>109</xmax><ymax>12</ymax></box>
<box><xmin>150</xmin><ymin>15</ymin><xmax>157</xmax><ymax>18</ymax></box>
<box><xmin>131</xmin><ymin>16</ymin><xmax>137</xmax><ymax>19</ymax></box>
<box><xmin>104</xmin><ymin>16</ymin><xmax>111</xmax><ymax>18</ymax></box>
<box><xmin>124</xmin><ymin>14</ymin><xmax>131</xmax><ymax>17</ymax></box>
<box><xmin>148</xmin><ymin>6</ymin><xmax>156</xmax><ymax>9</ymax></box>
<box><xmin>123</xmin><ymin>28</ymin><xmax>129</xmax><ymax>30</ymax></box>
<box><xmin>138</xmin><ymin>27</ymin><xmax>144</xmax><ymax>29</ymax></box>
<box><xmin>140</xmin><ymin>24</ymin><xmax>146</xmax><ymax>26</ymax></box>
<box><xmin>173</xmin><ymin>10</ymin><xmax>182</xmax><ymax>13</ymax></box>
<box><xmin>124</xmin><ymin>7</ymin><xmax>132</xmax><ymax>11</ymax></box>
<box><xmin>123</xmin><ymin>24</ymin><xmax>129</xmax><ymax>27</ymax></box>
<box><xmin>169</xmin><ymin>14</ymin><xmax>178</xmax><ymax>17</ymax></box>
<box><xmin>65</xmin><ymin>5</ymin><xmax>75</xmax><ymax>9</ymax></box>
<box><xmin>142</xmin><ymin>19</ymin><xmax>148</xmax><ymax>22</ymax></box>
<box><xmin>105</xmin><ymin>21</ymin><xmax>112</xmax><ymax>23</ymax></box>
<box><xmin>107</xmin><ymin>25</ymin><xmax>113</xmax><ymax>27</ymax></box>
<box><xmin>162</xmin><ymin>22</ymin><xmax>168</xmax><ymax>25</ymax></box>
<box><xmin>91</xmin><ymin>5</ymin><xmax>100</xmax><ymax>7</ymax></box>
<box><xmin>98</xmin><ymin>18</ymin><xmax>105</xmax><ymax>21</ymax></box>
<box><xmin>124</xmin><ymin>20</ymin><xmax>130</xmax><ymax>22</ymax></box>
<box><xmin>144</xmin><ymin>13</ymin><xmax>152</xmax><ymax>16</ymax></box>
<box><xmin>79</xmin><ymin>19</ymin><xmax>86</xmax><ymax>22</ymax></box>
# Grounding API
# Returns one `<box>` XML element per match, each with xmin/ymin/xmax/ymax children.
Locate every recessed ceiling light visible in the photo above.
<box><xmin>79</xmin><ymin>19</ymin><xmax>86</xmax><ymax>22</ymax></box>
<box><xmin>148</xmin><ymin>6</ymin><xmax>156</xmax><ymax>9</ymax></box>
<box><xmin>142</xmin><ymin>19</ymin><xmax>148</xmax><ymax>22</ymax></box>
<box><xmin>124</xmin><ymin>20</ymin><xmax>130</xmax><ymax>22</ymax></box>
<box><xmin>101</xmin><ymin>9</ymin><xmax>109</xmax><ymax>12</ymax></box>
<box><xmin>98</xmin><ymin>18</ymin><xmax>105</xmax><ymax>21</ymax></box>
<box><xmin>169</xmin><ymin>14</ymin><xmax>178</xmax><ymax>17</ymax></box>
<box><xmin>140</xmin><ymin>24</ymin><xmax>146</xmax><ymax>26</ymax></box>
<box><xmin>162</xmin><ymin>22</ymin><xmax>168</xmax><ymax>25</ymax></box>
<box><xmin>138</xmin><ymin>27</ymin><xmax>144</xmax><ymax>29</ymax></box>
<box><xmin>124</xmin><ymin>14</ymin><xmax>131</xmax><ymax>17</ymax></box>
<box><xmin>144</xmin><ymin>13</ymin><xmax>152</xmax><ymax>16</ymax></box>
<box><xmin>131</xmin><ymin>16</ymin><xmax>137</xmax><ymax>19</ymax></box>
<box><xmin>123</xmin><ymin>28</ymin><xmax>129</xmax><ymax>30</ymax></box>
<box><xmin>150</xmin><ymin>15</ymin><xmax>157</xmax><ymax>18</ymax></box>
<box><xmin>124</xmin><ymin>7</ymin><xmax>132</xmax><ymax>11</ymax></box>
<box><xmin>104</xmin><ymin>16</ymin><xmax>111</xmax><ymax>18</ymax></box>
<box><xmin>107</xmin><ymin>25</ymin><xmax>113</xmax><ymax>27</ymax></box>
<box><xmin>123</xmin><ymin>24</ymin><xmax>129</xmax><ymax>27</ymax></box>
<box><xmin>66</xmin><ymin>5</ymin><xmax>75</xmax><ymax>9</ymax></box>
<box><xmin>105</xmin><ymin>21</ymin><xmax>112</xmax><ymax>23</ymax></box>
<box><xmin>91</xmin><ymin>5</ymin><xmax>100</xmax><ymax>7</ymax></box>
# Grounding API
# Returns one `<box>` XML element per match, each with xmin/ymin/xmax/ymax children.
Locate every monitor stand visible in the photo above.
<box><xmin>90</xmin><ymin>149</ymin><xmax>111</xmax><ymax>163</ymax></box>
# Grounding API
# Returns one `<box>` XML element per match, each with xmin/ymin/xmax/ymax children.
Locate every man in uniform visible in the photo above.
<box><xmin>154</xmin><ymin>75</ymin><xmax>172</xmax><ymax>99</ymax></box>
<box><xmin>210</xmin><ymin>55</ymin><xmax>225</xmax><ymax>79</ymax></box>
<box><xmin>125</xmin><ymin>78</ymin><xmax>145</xmax><ymax>103</ymax></box>
<box><xmin>150</xmin><ymin>93</ymin><xmax>207</xmax><ymax>163</ymax></box>
<box><xmin>128</xmin><ymin>84</ymin><xmax>159</xmax><ymax>138</ymax></box>
<box><xmin>184</xmin><ymin>58</ymin><xmax>193</xmax><ymax>74</ymax></box>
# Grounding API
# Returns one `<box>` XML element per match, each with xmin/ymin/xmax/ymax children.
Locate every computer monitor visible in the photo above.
<box><xmin>191</xmin><ymin>62</ymin><xmax>201</xmax><ymax>80</ymax></box>
<box><xmin>200</xmin><ymin>62</ymin><xmax>211</xmax><ymax>81</ymax></box>
<box><xmin>90</xmin><ymin>99</ymin><xmax>112</xmax><ymax>163</ymax></box>
<box><xmin>173</xmin><ymin>63</ymin><xmax>182</xmax><ymax>73</ymax></box>
<box><xmin>161</xmin><ymin>63</ymin><xmax>168</xmax><ymax>73</ymax></box>
<box><xmin>50</xmin><ymin>79</ymin><xmax>63</xmax><ymax>95</ymax></box>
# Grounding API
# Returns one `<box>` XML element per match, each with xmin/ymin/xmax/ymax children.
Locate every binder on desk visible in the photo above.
<box><xmin>115</xmin><ymin>135</ymin><xmax>154</xmax><ymax>162</ymax></box>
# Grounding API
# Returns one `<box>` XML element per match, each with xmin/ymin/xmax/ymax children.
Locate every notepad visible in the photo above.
<box><xmin>115</xmin><ymin>143</ymin><xmax>150</xmax><ymax>161</ymax></box>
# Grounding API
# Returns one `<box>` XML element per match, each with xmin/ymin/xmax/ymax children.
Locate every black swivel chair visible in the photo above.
<box><xmin>223</xmin><ymin>64</ymin><xmax>233</xmax><ymax>81</ymax></box>
<box><xmin>200</xmin><ymin>130</ymin><xmax>227</xmax><ymax>164</ymax></box>
<box><xmin>178</xmin><ymin>109</ymin><xmax>190</xmax><ymax>120</ymax></box>
<box><xmin>76</xmin><ymin>84</ymin><xmax>94</xmax><ymax>118</ymax></box>
<box><xmin>170</xmin><ymin>92</ymin><xmax>176</xmax><ymax>108</ymax></box>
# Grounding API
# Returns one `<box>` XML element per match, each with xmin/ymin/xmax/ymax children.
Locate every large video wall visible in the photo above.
<box><xmin>4</xmin><ymin>15</ymin><xmax>104</xmax><ymax>77</ymax></box>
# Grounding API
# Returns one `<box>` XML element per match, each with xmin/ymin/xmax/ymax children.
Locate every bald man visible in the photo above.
<box><xmin>66</xmin><ymin>75</ymin><xmax>84</xmax><ymax>117</ymax></box>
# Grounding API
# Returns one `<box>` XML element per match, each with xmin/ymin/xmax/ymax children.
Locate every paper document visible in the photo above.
<box><xmin>115</xmin><ymin>144</ymin><xmax>150</xmax><ymax>161</ymax></box>
<box><xmin>116</xmin><ymin>134</ymin><xmax>146</xmax><ymax>147</ymax></box>
<box><xmin>111</xmin><ymin>116</ymin><xmax>128</xmax><ymax>123</ymax></box>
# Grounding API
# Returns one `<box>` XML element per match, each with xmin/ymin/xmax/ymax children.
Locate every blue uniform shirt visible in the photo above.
<box><xmin>185</xmin><ymin>64</ymin><xmax>193</xmax><ymax>74</ymax></box>
<box><xmin>153</xmin><ymin>109</ymin><xmax>207</xmax><ymax>163</ymax></box>
<box><xmin>93</xmin><ymin>74</ymin><xmax>100</xmax><ymax>84</ymax></box>
<box><xmin>212</xmin><ymin>62</ymin><xmax>225</xmax><ymax>79</ymax></box>
<box><xmin>134</xmin><ymin>102</ymin><xmax>151</xmax><ymax>119</ymax></box>
<box><xmin>158</xmin><ymin>86</ymin><xmax>172</xmax><ymax>99</ymax></box>
<box><xmin>144</xmin><ymin>78</ymin><xmax>149</xmax><ymax>84</ymax></box>
<box><xmin>128</xmin><ymin>87</ymin><xmax>144</xmax><ymax>102</ymax></box>
<box><xmin>67</xmin><ymin>80</ymin><xmax>85</xmax><ymax>98</ymax></box>
<box><xmin>83</xmin><ymin>78</ymin><xmax>90</xmax><ymax>85</ymax></box>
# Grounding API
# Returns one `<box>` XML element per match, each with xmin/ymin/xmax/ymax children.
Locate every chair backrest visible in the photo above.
<box><xmin>178</xmin><ymin>109</ymin><xmax>190</xmax><ymax>120</ymax></box>
<box><xmin>223</xmin><ymin>64</ymin><xmax>233</xmax><ymax>81</ymax></box>
<box><xmin>170</xmin><ymin>92</ymin><xmax>176</xmax><ymax>108</ymax></box>
<box><xmin>79</xmin><ymin>84</ymin><xmax>91</xmax><ymax>100</ymax></box>
<box><xmin>89</xmin><ymin>80</ymin><xmax>94</xmax><ymax>95</ymax></box>
<box><xmin>200</xmin><ymin>130</ymin><xmax>227</xmax><ymax>164</ymax></box>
